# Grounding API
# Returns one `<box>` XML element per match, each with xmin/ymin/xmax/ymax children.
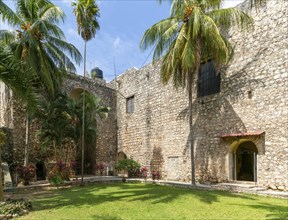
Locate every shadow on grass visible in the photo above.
<box><xmin>232</xmin><ymin>202</ymin><xmax>288</xmax><ymax>220</ymax></box>
<box><xmin>30</xmin><ymin>182</ymin><xmax>286</xmax><ymax>219</ymax></box>
<box><xmin>33</xmin><ymin>183</ymin><xmax>241</xmax><ymax>208</ymax></box>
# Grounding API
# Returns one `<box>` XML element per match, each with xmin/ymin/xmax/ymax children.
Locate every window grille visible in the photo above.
<box><xmin>198</xmin><ymin>61</ymin><xmax>220</xmax><ymax>97</ymax></box>
<box><xmin>126</xmin><ymin>96</ymin><xmax>134</xmax><ymax>113</ymax></box>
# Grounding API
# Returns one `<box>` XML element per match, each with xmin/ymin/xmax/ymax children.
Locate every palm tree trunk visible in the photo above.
<box><xmin>24</xmin><ymin>114</ymin><xmax>30</xmax><ymax>166</ymax></box>
<box><xmin>188</xmin><ymin>74</ymin><xmax>195</xmax><ymax>185</ymax></box>
<box><xmin>189</xmin><ymin>37</ymin><xmax>201</xmax><ymax>185</ymax></box>
<box><xmin>53</xmin><ymin>140</ymin><xmax>57</xmax><ymax>161</ymax></box>
<box><xmin>81</xmin><ymin>40</ymin><xmax>87</xmax><ymax>185</ymax></box>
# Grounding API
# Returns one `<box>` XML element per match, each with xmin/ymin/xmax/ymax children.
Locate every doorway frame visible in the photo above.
<box><xmin>229</xmin><ymin>139</ymin><xmax>258</xmax><ymax>183</ymax></box>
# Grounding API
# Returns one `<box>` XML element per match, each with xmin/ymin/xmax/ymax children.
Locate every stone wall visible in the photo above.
<box><xmin>114</xmin><ymin>0</ymin><xmax>287</xmax><ymax>190</ymax></box>
<box><xmin>0</xmin><ymin>74</ymin><xmax>117</xmax><ymax>177</ymax></box>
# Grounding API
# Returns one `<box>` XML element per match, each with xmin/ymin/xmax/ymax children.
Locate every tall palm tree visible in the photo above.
<box><xmin>72</xmin><ymin>0</ymin><xmax>100</xmax><ymax>184</ymax></box>
<box><xmin>140</xmin><ymin>0</ymin><xmax>253</xmax><ymax>185</ymax></box>
<box><xmin>0</xmin><ymin>0</ymin><xmax>82</xmax><ymax>166</ymax></box>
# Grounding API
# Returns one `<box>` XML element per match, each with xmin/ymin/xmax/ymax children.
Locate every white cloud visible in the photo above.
<box><xmin>223</xmin><ymin>0</ymin><xmax>244</xmax><ymax>8</ymax></box>
<box><xmin>67</xmin><ymin>28</ymin><xmax>81</xmax><ymax>40</ymax></box>
<box><xmin>113</xmin><ymin>37</ymin><xmax>121</xmax><ymax>49</ymax></box>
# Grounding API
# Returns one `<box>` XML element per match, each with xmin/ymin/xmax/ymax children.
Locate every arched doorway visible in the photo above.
<box><xmin>233</xmin><ymin>141</ymin><xmax>258</xmax><ymax>181</ymax></box>
<box><xmin>117</xmin><ymin>152</ymin><xmax>127</xmax><ymax>161</ymax></box>
<box><xmin>36</xmin><ymin>162</ymin><xmax>46</xmax><ymax>181</ymax></box>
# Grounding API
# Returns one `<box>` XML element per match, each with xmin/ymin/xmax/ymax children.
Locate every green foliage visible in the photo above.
<box><xmin>115</xmin><ymin>159</ymin><xmax>141</xmax><ymax>177</ymax></box>
<box><xmin>72</xmin><ymin>0</ymin><xmax>100</xmax><ymax>42</ymax></box>
<box><xmin>48</xmin><ymin>161</ymin><xmax>70</xmax><ymax>185</ymax></box>
<box><xmin>0</xmin><ymin>198</ymin><xmax>32</xmax><ymax>215</ymax></box>
<box><xmin>140</xmin><ymin>0</ymin><xmax>253</xmax><ymax>89</ymax></box>
<box><xmin>0</xmin><ymin>0</ymin><xmax>82</xmax><ymax>98</ymax></box>
<box><xmin>16</xmin><ymin>164</ymin><xmax>36</xmax><ymax>186</ymax></box>
<box><xmin>35</xmin><ymin>92</ymin><xmax>76</xmax><ymax>158</ymax></box>
<box><xmin>49</xmin><ymin>174</ymin><xmax>64</xmax><ymax>186</ymax></box>
<box><xmin>0</xmin><ymin>131</ymin><xmax>5</xmax><ymax>145</ymax></box>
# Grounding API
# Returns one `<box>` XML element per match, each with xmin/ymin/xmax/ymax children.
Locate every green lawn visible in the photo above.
<box><xmin>19</xmin><ymin>183</ymin><xmax>287</xmax><ymax>220</ymax></box>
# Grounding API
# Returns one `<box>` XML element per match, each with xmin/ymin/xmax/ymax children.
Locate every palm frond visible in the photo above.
<box><xmin>209</xmin><ymin>7</ymin><xmax>253</xmax><ymax>30</ymax></box>
<box><xmin>0</xmin><ymin>0</ymin><xmax>20</xmax><ymax>25</ymax></box>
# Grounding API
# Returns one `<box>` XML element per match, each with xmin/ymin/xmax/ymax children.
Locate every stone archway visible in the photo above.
<box><xmin>69</xmin><ymin>87</ymin><xmax>96</xmax><ymax>175</ymax></box>
<box><xmin>231</xmin><ymin>141</ymin><xmax>258</xmax><ymax>182</ymax></box>
<box><xmin>36</xmin><ymin>161</ymin><xmax>46</xmax><ymax>181</ymax></box>
<box><xmin>117</xmin><ymin>151</ymin><xmax>127</xmax><ymax>161</ymax></box>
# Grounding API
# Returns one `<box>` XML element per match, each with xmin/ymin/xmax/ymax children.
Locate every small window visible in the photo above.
<box><xmin>126</xmin><ymin>96</ymin><xmax>134</xmax><ymax>113</ymax></box>
<box><xmin>198</xmin><ymin>61</ymin><xmax>220</xmax><ymax>97</ymax></box>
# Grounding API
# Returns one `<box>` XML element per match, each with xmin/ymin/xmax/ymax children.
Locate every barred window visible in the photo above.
<box><xmin>198</xmin><ymin>61</ymin><xmax>220</xmax><ymax>97</ymax></box>
<box><xmin>126</xmin><ymin>96</ymin><xmax>134</xmax><ymax>113</ymax></box>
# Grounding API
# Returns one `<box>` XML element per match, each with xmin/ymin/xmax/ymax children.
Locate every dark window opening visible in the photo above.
<box><xmin>198</xmin><ymin>61</ymin><xmax>220</xmax><ymax>97</ymax></box>
<box><xmin>126</xmin><ymin>96</ymin><xmax>134</xmax><ymax>113</ymax></box>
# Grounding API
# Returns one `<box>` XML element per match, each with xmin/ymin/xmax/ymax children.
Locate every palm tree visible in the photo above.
<box><xmin>72</xmin><ymin>0</ymin><xmax>100</xmax><ymax>184</ymax></box>
<box><xmin>140</xmin><ymin>0</ymin><xmax>253</xmax><ymax>185</ymax></box>
<box><xmin>35</xmin><ymin>92</ymin><xmax>75</xmax><ymax>161</ymax></box>
<box><xmin>0</xmin><ymin>0</ymin><xmax>82</xmax><ymax>96</ymax></box>
<box><xmin>0</xmin><ymin>0</ymin><xmax>82</xmax><ymax>166</ymax></box>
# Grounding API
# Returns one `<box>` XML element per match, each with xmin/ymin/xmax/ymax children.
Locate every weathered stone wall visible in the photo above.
<box><xmin>115</xmin><ymin>0</ymin><xmax>287</xmax><ymax>189</ymax></box>
<box><xmin>0</xmin><ymin>82</ymin><xmax>13</xmax><ymax>128</ymax></box>
<box><xmin>0</xmin><ymin>74</ymin><xmax>117</xmax><ymax>176</ymax></box>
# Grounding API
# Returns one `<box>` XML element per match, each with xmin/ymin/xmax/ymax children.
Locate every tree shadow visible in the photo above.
<box><xmin>231</xmin><ymin>202</ymin><xmax>288</xmax><ymax>220</ymax></box>
<box><xmin>181</xmin><ymin>96</ymin><xmax>247</xmax><ymax>183</ymax></box>
<box><xmin>29</xmin><ymin>183</ymin><xmax>261</xmax><ymax>212</ymax></box>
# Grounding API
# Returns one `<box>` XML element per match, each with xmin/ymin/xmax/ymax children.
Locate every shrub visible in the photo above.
<box><xmin>49</xmin><ymin>174</ymin><xmax>64</xmax><ymax>186</ymax></box>
<box><xmin>151</xmin><ymin>170</ymin><xmax>160</xmax><ymax>180</ymax></box>
<box><xmin>16</xmin><ymin>164</ymin><xmax>36</xmax><ymax>185</ymax></box>
<box><xmin>96</xmin><ymin>162</ymin><xmax>106</xmax><ymax>176</ymax></box>
<box><xmin>47</xmin><ymin>160</ymin><xmax>70</xmax><ymax>185</ymax></box>
<box><xmin>0</xmin><ymin>198</ymin><xmax>32</xmax><ymax>216</ymax></box>
<box><xmin>140</xmin><ymin>166</ymin><xmax>148</xmax><ymax>179</ymax></box>
<box><xmin>115</xmin><ymin>159</ymin><xmax>141</xmax><ymax>178</ymax></box>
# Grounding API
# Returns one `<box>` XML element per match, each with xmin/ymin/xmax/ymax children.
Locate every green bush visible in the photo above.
<box><xmin>49</xmin><ymin>174</ymin><xmax>64</xmax><ymax>186</ymax></box>
<box><xmin>47</xmin><ymin>160</ymin><xmax>70</xmax><ymax>186</ymax></box>
<box><xmin>115</xmin><ymin>159</ymin><xmax>141</xmax><ymax>177</ymax></box>
<box><xmin>0</xmin><ymin>198</ymin><xmax>32</xmax><ymax>215</ymax></box>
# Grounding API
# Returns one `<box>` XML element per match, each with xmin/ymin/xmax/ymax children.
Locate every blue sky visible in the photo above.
<box><xmin>1</xmin><ymin>0</ymin><xmax>243</xmax><ymax>82</ymax></box>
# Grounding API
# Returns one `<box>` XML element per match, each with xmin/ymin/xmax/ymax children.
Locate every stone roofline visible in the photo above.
<box><xmin>67</xmin><ymin>73</ymin><xmax>117</xmax><ymax>91</ymax></box>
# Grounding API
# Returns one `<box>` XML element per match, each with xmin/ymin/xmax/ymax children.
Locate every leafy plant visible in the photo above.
<box><xmin>47</xmin><ymin>160</ymin><xmax>70</xmax><ymax>185</ymax></box>
<box><xmin>115</xmin><ymin>159</ymin><xmax>141</xmax><ymax>178</ymax></box>
<box><xmin>140</xmin><ymin>166</ymin><xmax>148</xmax><ymax>180</ymax></box>
<box><xmin>0</xmin><ymin>198</ymin><xmax>31</xmax><ymax>215</ymax></box>
<box><xmin>49</xmin><ymin>174</ymin><xmax>64</xmax><ymax>186</ymax></box>
<box><xmin>151</xmin><ymin>170</ymin><xmax>160</xmax><ymax>181</ymax></box>
<box><xmin>16</xmin><ymin>164</ymin><xmax>36</xmax><ymax>186</ymax></box>
<box><xmin>96</xmin><ymin>162</ymin><xmax>106</xmax><ymax>176</ymax></box>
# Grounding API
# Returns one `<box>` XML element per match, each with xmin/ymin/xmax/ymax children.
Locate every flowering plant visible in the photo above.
<box><xmin>16</xmin><ymin>164</ymin><xmax>36</xmax><ymax>185</ymax></box>
<box><xmin>56</xmin><ymin>160</ymin><xmax>66</xmax><ymax>171</ymax></box>
<box><xmin>151</xmin><ymin>170</ymin><xmax>160</xmax><ymax>180</ymax></box>
<box><xmin>96</xmin><ymin>162</ymin><xmax>106</xmax><ymax>176</ymax></box>
<box><xmin>70</xmin><ymin>160</ymin><xmax>78</xmax><ymax>171</ymax></box>
<box><xmin>140</xmin><ymin>166</ymin><xmax>148</xmax><ymax>179</ymax></box>
<box><xmin>48</xmin><ymin>160</ymin><xmax>70</xmax><ymax>184</ymax></box>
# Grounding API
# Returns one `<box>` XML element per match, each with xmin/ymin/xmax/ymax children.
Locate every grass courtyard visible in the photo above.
<box><xmin>17</xmin><ymin>183</ymin><xmax>287</xmax><ymax>220</ymax></box>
